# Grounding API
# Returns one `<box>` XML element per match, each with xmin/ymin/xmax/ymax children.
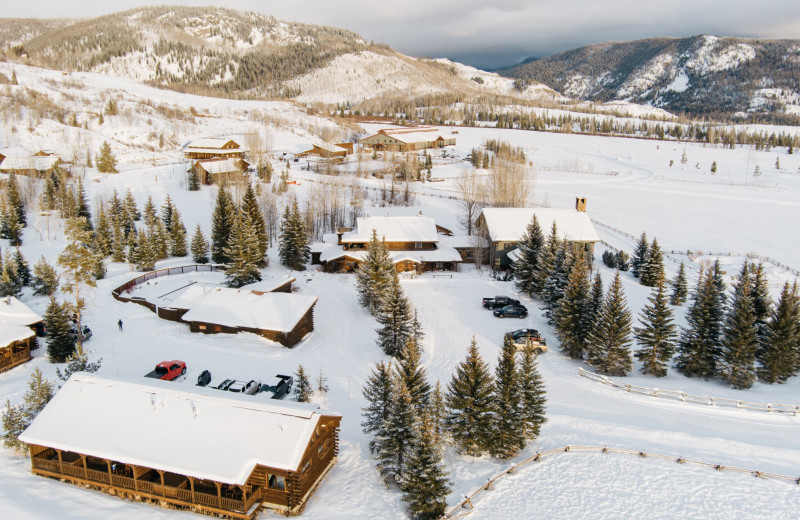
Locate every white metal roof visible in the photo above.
<box><xmin>194</xmin><ymin>158</ymin><xmax>243</xmax><ymax>174</ymax></box>
<box><xmin>0</xmin><ymin>156</ymin><xmax>60</xmax><ymax>171</ymax></box>
<box><xmin>179</xmin><ymin>287</ymin><xmax>317</xmax><ymax>333</ymax></box>
<box><xmin>341</xmin><ymin>216</ymin><xmax>439</xmax><ymax>243</ymax></box>
<box><xmin>321</xmin><ymin>246</ymin><xmax>462</xmax><ymax>264</ymax></box>
<box><xmin>19</xmin><ymin>373</ymin><xmax>340</xmax><ymax>485</ymax></box>
<box><xmin>186</xmin><ymin>138</ymin><xmax>241</xmax><ymax>150</ymax></box>
<box><xmin>479</xmin><ymin>208</ymin><xmax>600</xmax><ymax>243</ymax></box>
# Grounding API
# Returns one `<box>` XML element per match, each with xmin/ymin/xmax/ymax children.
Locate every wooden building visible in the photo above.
<box><xmin>0</xmin><ymin>155</ymin><xmax>62</xmax><ymax>177</ymax></box>
<box><xmin>358</xmin><ymin>127</ymin><xmax>456</xmax><ymax>152</ymax></box>
<box><xmin>190</xmin><ymin>158</ymin><xmax>250</xmax><ymax>185</ymax></box>
<box><xmin>183</xmin><ymin>138</ymin><xmax>247</xmax><ymax>160</ymax></box>
<box><xmin>20</xmin><ymin>374</ymin><xmax>342</xmax><ymax>519</ymax></box>
<box><xmin>477</xmin><ymin>198</ymin><xmax>600</xmax><ymax>269</ymax></box>
<box><xmin>0</xmin><ymin>296</ymin><xmax>43</xmax><ymax>373</ymax></box>
<box><xmin>296</xmin><ymin>143</ymin><xmax>350</xmax><ymax>158</ymax></box>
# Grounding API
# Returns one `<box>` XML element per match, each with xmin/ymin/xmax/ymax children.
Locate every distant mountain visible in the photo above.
<box><xmin>501</xmin><ymin>35</ymin><xmax>800</xmax><ymax>121</ymax></box>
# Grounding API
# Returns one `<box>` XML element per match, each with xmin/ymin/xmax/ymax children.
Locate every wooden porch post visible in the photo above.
<box><xmin>80</xmin><ymin>455</ymin><xmax>88</xmax><ymax>480</ymax></box>
<box><xmin>106</xmin><ymin>459</ymin><xmax>113</xmax><ymax>484</ymax></box>
<box><xmin>158</xmin><ymin>470</ymin><xmax>165</xmax><ymax>496</ymax></box>
<box><xmin>189</xmin><ymin>476</ymin><xmax>195</xmax><ymax>503</ymax></box>
<box><xmin>215</xmin><ymin>482</ymin><xmax>222</xmax><ymax>509</ymax></box>
<box><xmin>132</xmin><ymin>465</ymin><xmax>139</xmax><ymax>492</ymax></box>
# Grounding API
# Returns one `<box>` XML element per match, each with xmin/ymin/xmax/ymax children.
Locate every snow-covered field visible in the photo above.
<box><xmin>1</xmin><ymin>65</ymin><xmax>800</xmax><ymax>520</ymax></box>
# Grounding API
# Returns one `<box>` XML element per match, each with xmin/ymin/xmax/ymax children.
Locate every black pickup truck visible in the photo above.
<box><xmin>261</xmin><ymin>375</ymin><xmax>294</xmax><ymax>400</ymax></box>
<box><xmin>482</xmin><ymin>296</ymin><xmax>520</xmax><ymax>310</ymax></box>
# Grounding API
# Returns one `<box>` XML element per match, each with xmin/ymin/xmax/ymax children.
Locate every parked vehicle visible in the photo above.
<box><xmin>504</xmin><ymin>328</ymin><xmax>547</xmax><ymax>353</ymax></box>
<box><xmin>482</xmin><ymin>296</ymin><xmax>520</xmax><ymax>310</ymax></box>
<box><xmin>145</xmin><ymin>360</ymin><xmax>187</xmax><ymax>381</ymax></box>
<box><xmin>493</xmin><ymin>304</ymin><xmax>528</xmax><ymax>319</ymax></box>
<box><xmin>262</xmin><ymin>375</ymin><xmax>294</xmax><ymax>399</ymax></box>
<box><xmin>228</xmin><ymin>380</ymin><xmax>261</xmax><ymax>395</ymax></box>
<box><xmin>69</xmin><ymin>325</ymin><xmax>92</xmax><ymax>341</ymax></box>
<box><xmin>196</xmin><ymin>370</ymin><xmax>212</xmax><ymax>387</ymax></box>
<box><xmin>215</xmin><ymin>379</ymin><xmax>235</xmax><ymax>391</ymax></box>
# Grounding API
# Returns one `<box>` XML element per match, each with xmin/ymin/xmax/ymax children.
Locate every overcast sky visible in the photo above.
<box><xmin>6</xmin><ymin>1</ymin><xmax>800</xmax><ymax>69</ymax></box>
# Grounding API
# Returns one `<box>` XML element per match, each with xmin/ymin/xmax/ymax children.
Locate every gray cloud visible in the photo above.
<box><xmin>6</xmin><ymin>0</ymin><xmax>800</xmax><ymax>69</ymax></box>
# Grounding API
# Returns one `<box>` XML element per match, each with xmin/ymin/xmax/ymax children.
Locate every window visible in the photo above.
<box><xmin>318</xmin><ymin>441</ymin><xmax>325</xmax><ymax>455</ymax></box>
<box><xmin>198</xmin><ymin>324</ymin><xmax>206</xmax><ymax>330</ymax></box>
<box><xmin>268</xmin><ymin>474</ymin><xmax>286</xmax><ymax>491</ymax></box>
<box><xmin>302</xmin><ymin>460</ymin><xmax>311</xmax><ymax>473</ymax></box>
<box><xmin>414</xmin><ymin>242</ymin><xmax>423</xmax><ymax>249</ymax></box>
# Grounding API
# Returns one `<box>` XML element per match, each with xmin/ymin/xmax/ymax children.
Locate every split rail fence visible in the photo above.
<box><xmin>443</xmin><ymin>444</ymin><xmax>800</xmax><ymax>519</ymax></box>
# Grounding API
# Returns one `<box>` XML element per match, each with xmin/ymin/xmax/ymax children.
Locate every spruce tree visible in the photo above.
<box><xmin>187</xmin><ymin>165</ymin><xmax>201</xmax><ymax>191</ymax></box>
<box><xmin>750</xmin><ymin>262</ymin><xmax>772</xmax><ymax>344</ymax></box>
<box><xmin>169</xmin><ymin>208</ymin><xmax>188</xmax><ymax>257</ymax></box>
<box><xmin>542</xmin><ymin>241</ymin><xmax>569</xmax><ymax>325</ymax></box>
<box><xmin>96</xmin><ymin>141</ymin><xmax>118</xmax><ymax>173</ymax></box>
<box><xmin>93</xmin><ymin>205</ymin><xmax>112</xmax><ymax>256</ymax></box>
<box><xmin>375</xmin><ymin>378</ymin><xmax>418</xmax><ymax>485</ymax></box>
<box><xmin>11</xmin><ymin>248</ymin><xmax>30</xmax><ymax>287</ymax></box>
<box><xmin>533</xmin><ymin>221</ymin><xmax>560</xmax><ymax>297</ymax></box>
<box><xmin>376</xmin><ymin>274</ymin><xmax>413</xmax><ymax>357</ymax></box>
<box><xmin>44</xmin><ymin>297</ymin><xmax>75</xmax><ymax>362</ymax></box>
<box><xmin>587</xmin><ymin>271</ymin><xmax>633</xmax><ymax>376</ymax></box>
<box><xmin>32</xmin><ymin>256</ymin><xmax>59</xmax><ymax>296</ymax></box>
<box><xmin>55</xmin><ymin>345</ymin><xmax>102</xmax><ymax>382</ymax></box>
<box><xmin>675</xmin><ymin>267</ymin><xmax>725</xmax><ymax>379</ymax></box>
<box><xmin>490</xmin><ymin>335</ymin><xmax>524</xmax><ymax>458</ymax></box>
<box><xmin>556</xmin><ymin>254</ymin><xmax>592</xmax><ymax>359</ymax></box>
<box><xmin>278</xmin><ymin>198</ymin><xmax>310</xmax><ymax>271</ymax></box>
<box><xmin>0</xmin><ymin>204</ymin><xmax>23</xmax><ymax>246</ymax></box>
<box><xmin>5</xmin><ymin>172</ymin><xmax>26</xmax><ymax>228</ymax></box>
<box><xmin>223</xmin><ymin>213</ymin><xmax>262</xmax><ymax>288</ymax></box>
<box><xmin>757</xmin><ymin>282</ymin><xmax>800</xmax><ymax>383</ymax></box>
<box><xmin>670</xmin><ymin>261</ymin><xmax>689</xmax><ymax>305</ymax></box>
<box><xmin>242</xmin><ymin>182</ymin><xmax>268</xmax><ymax>265</ymax></box>
<box><xmin>111</xmin><ymin>219</ymin><xmax>127</xmax><ymax>262</ymax></box>
<box><xmin>445</xmin><ymin>337</ymin><xmax>494</xmax><ymax>455</ymax></box>
<box><xmin>399</xmin><ymin>414</ymin><xmax>451</xmax><ymax>520</ymax></box>
<box><xmin>58</xmin><ymin>217</ymin><xmax>97</xmax><ymax>350</ymax></box>
<box><xmin>191</xmin><ymin>224</ymin><xmax>210</xmax><ymax>263</ymax></box>
<box><xmin>396</xmin><ymin>337</ymin><xmax>431</xmax><ymax>414</ymax></box>
<box><xmin>76</xmin><ymin>178</ymin><xmax>92</xmax><ymax>229</ymax></box>
<box><xmin>160</xmin><ymin>195</ymin><xmax>175</xmax><ymax>231</ymax></box>
<box><xmin>2</xmin><ymin>368</ymin><xmax>55</xmax><ymax>449</ymax></box>
<box><xmin>640</xmin><ymin>238</ymin><xmax>664</xmax><ymax>287</ymax></box>
<box><xmin>211</xmin><ymin>186</ymin><xmax>235</xmax><ymax>264</ymax></box>
<box><xmin>518</xmin><ymin>343</ymin><xmax>547</xmax><ymax>440</ymax></box>
<box><xmin>428</xmin><ymin>380</ymin><xmax>446</xmax><ymax>446</ymax></box>
<box><xmin>142</xmin><ymin>195</ymin><xmax>158</xmax><ymax>228</ymax></box>
<box><xmin>355</xmin><ymin>229</ymin><xmax>394</xmax><ymax>316</ymax></box>
<box><xmin>718</xmin><ymin>265</ymin><xmax>759</xmax><ymax>389</ymax></box>
<box><xmin>135</xmin><ymin>228</ymin><xmax>156</xmax><ymax>271</ymax></box>
<box><xmin>361</xmin><ymin>361</ymin><xmax>395</xmax><ymax>453</ymax></box>
<box><xmin>631</xmin><ymin>232</ymin><xmax>649</xmax><ymax>278</ymax></box>
<box><xmin>513</xmin><ymin>214</ymin><xmax>544</xmax><ymax>297</ymax></box>
<box><xmin>124</xmin><ymin>188</ymin><xmax>141</xmax><ymax>223</ymax></box>
<box><xmin>634</xmin><ymin>276</ymin><xmax>677</xmax><ymax>377</ymax></box>
<box><xmin>293</xmin><ymin>364</ymin><xmax>312</xmax><ymax>402</ymax></box>
<box><xmin>589</xmin><ymin>271</ymin><xmax>604</xmax><ymax>331</ymax></box>
<box><xmin>0</xmin><ymin>262</ymin><xmax>20</xmax><ymax>297</ymax></box>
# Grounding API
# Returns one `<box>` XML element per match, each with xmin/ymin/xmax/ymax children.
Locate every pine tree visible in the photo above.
<box><xmin>76</xmin><ymin>178</ymin><xmax>92</xmax><ymax>228</ymax></box>
<box><xmin>533</xmin><ymin>222</ymin><xmax>560</xmax><ymax>297</ymax></box>
<box><xmin>96</xmin><ymin>141</ymin><xmax>118</xmax><ymax>173</ymax></box>
<box><xmin>749</xmin><ymin>262</ymin><xmax>772</xmax><ymax>344</ymax></box>
<box><xmin>278</xmin><ymin>198</ymin><xmax>311</xmax><ymax>271</ymax></box>
<box><xmin>0</xmin><ymin>203</ymin><xmax>23</xmax><ymax>246</ymax></box>
<box><xmin>399</xmin><ymin>414</ymin><xmax>451</xmax><ymax>520</ymax></box>
<box><xmin>445</xmin><ymin>337</ymin><xmax>494</xmax><ymax>455</ymax></box>
<box><xmin>361</xmin><ymin>361</ymin><xmax>395</xmax><ymax>454</ymax></box>
<box><xmin>2</xmin><ymin>368</ymin><xmax>55</xmax><ymax>449</ymax></box>
<box><xmin>111</xmin><ymin>219</ymin><xmax>127</xmax><ymax>262</ymax></box>
<box><xmin>135</xmin><ymin>228</ymin><xmax>156</xmax><ymax>271</ymax></box>
<box><xmin>640</xmin><ymin>238</ymin><xmax>664</xmax><ymax>287</ymax></box>
<box><xmin>124</xmin><ymin>189</ymin><xmax>141</xmax><ymax>223</ymax></box>
<box><xmin>428</xmin><ymin>380</ymin><xmax>446</xmax><ymax>446</ymax></box>
<box><xmin>31</xmin><ymin>256</ymin><xmax>59</xmax><ymax>296</ymax></box>
<box><xmin>55</xmin><ymin>345</ymin><xmax>102</xmax><ymax>382</ymax></box>
<box><xmin>187</xmin><ymin>165</ymin><xmax>201</xmax><ymax>191</ymax></box>
<box><xmin>142</xmin><ymin>196</ymin><xmax>158</xmax><ymax>228</ymax></box>
<box><xmin>242</xmin><ymin>182</ymin><xmax>268</xmax><ymax>265</ymax></box>
<box><xmin>675</xmin><ymin>267</ymin><xmax>726</xmax><ymax>379</ymax></box>
<box><xmin>0</xmin><ymin>262</ymin><xmax>20</xmax><ymax>297</ymax></box>
<box><xmin>757</xmin><ymin>282</ymin><xmax>800</xmax><ymax>383</ymax></box>
<box><xmin>355</xmin><ymin>229</ymin><xmax>394</xmax><ymax>316</ymax></box>
<box><xmin>211</xmin><ymin>186</ymin><xmax>236</xmax><ymax>264</ymax></box>
<box><xmin>396</xmin><ymin>337</ymin><xmax>431</xmax><ymax>414</ymax></box>
<box><xmin>542</xmin><ymin>241</ymin><xmax>569</xmax><ymax>325</ymax></box>
<box><xmin>44</xmin><ymin>297</ymin><xmax>75</xmax><ymax>362</ymax></box>
<box><xmin>191</xmin><ymin>224</ymin><xmax>210</xmax><ymax>263</ymax></box>
<box><xmin>670</xmin><ymin>262</ymin><xmax>689</xmax><ymax>305</ymax></box>
<box><xmin>490</xmin><ymin>336</ymin><xmax>524</xmax><ymax>458</ymax></box>
<box><xmin>718</xmin><ymin>265</ymin><xmax>759</xmax><ymax>389</ymax></box>
<box><xmin>11</xmin><ymin>248</ymin><xmax>30</xmax><ymax>287</ymax></box>
<box><xmin>375</xmin><ymin>379</ymin><xmax>417</xmax><ymax>485</ymax></box>
<box><xmin>518</xmin><ymin>343</ymin><xmax>547</xmax><ymax>440</ymax></box>
<box><xmin>93</xmin><ymin>205</ymin><xmax>112</xmax><ymax>256</ymax></box>
<box><xmin>293</xmin><ymin>364</ymin><xmax>312</xmax><ymax>402</ymax></box>
<box><xmin>169</xmin><ymin>209</ymin><xmax>188</xmax><ymax>257</ymax></box>
<box><xmin>587</xmin><ymin>271</ymin><xmax>633</xmax><ymax>376</ymax></box>
<box><xmin>160</xmin><ymin>195</ymin><xmax>175</xmax><ymax>231</ymax></box>
<box><xmin>589</xmin><ymin>271</ymin><xmax>604</xmax><ymax>332</ymax></box>
<box><xmin>634</xmin><ymin>276</ymin><xmax>677</xmax><ymax>377</ymax></box>
<box><xmin>631</xmin><ymin>232</ymin><xmax>649</xmax><ymax>278</ymax></box>
<box><xmin>513</xmin><ymin>214</ymin><xmax>545</xmax><ymax>297</ymax></box>
<box><xmin>376</xmin><ymin>274</ymin><xmax>413</xmax><ymax>357</ymax></box>
<box><xmin>224</xmin><ymin>213</ymin><xmax>262</xmax><ymax>288</ymax></box>
<box><xmin>5</xmin><ymin>172</ymin><xmax>26</xmax><ymax>228</ymax></box>
<box><xmin>57</xmin><ymin>217</ymin><xmax>97</xmax><ymax>351</ymax></box>
<box><xmin>556</xmin><ymin>254</ymin><xmax>592</xmax><ymax>359</ymax></box>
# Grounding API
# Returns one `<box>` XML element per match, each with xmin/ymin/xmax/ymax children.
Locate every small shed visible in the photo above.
<box><xmin>191</xmin><ymin>158</ymin><xmax>249</xmax><ymax>185</ymax></box>
<box><xmin>0</xmin><ymin>296</ymin><xmax>42</xmax><ymax>373</ymax></box>
<box><xmin>296</xmin><ymin>143</ymin><xmax>349</xmax><ymax>158</ymax></box>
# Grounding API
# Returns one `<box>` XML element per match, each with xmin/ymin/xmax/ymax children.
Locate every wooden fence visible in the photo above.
<box><xmin>578</xmin><ymin>368</ymin><xmax>799</xmax><ymax>415</ymax></box>
<box><xmin>111</xmin><ymin>264</ymin><xmax>225</xmax><ymax>301</ymax></box>
<box><xmin>443</xmin><ymin>444</ymin><xmax>800</xmax><ymax>519</ymax></box>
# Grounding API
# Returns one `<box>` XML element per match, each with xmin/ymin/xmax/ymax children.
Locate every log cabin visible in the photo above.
<box><xmin>20</xmin><ymin>374</ymin><xmax>342</xmax><ymax>519</ymax></box>
<box><xmin>0</xmin><ymin>296</ymin><xmax>43</xmax><ymax>373</ymax></box>
<box><xmin>190</xmin><ymin>158</ymin><xmax>250</xmax><ymax>185</ymax></box>
<box><xmin>183</xmin><ymin>138</ymin><xmax>247</xmax><ymax>160</ymax></box>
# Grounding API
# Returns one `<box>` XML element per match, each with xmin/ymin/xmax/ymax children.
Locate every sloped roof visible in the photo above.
<box><xmin>0</xmin><ymin>324</ymin><xmax>34</xmax><ymax>347</ymax></box>
<box><xmin>194</xmin><ymin>158</ymin><xmax>243</xmax><ymax>174</ymax></box>
<box><xmin>19</xmin><ymin>374</ymin><xmax>340</xmax><ymax>485</ymax></box>
<box><xmin>0</xmin><ymin>156</ymin><xmax>60</xmax><ymax>171</ymax></box>
<box><xmin>341</xmin><ymin>216</ymin><xmax>439</xmax><ymax>243</ymax></box>
<box><xmin>187</xmin><ymin>138</ymin><xmax>240</xmax><ymax>150</ymax></box>
<box><xmin>479</xmin><ymin>208</ymin><xmax>600</xmax><ymax>243</ymax></box>
<box><xmin>0</xmin><ymin>296</ymin><xmax>42</xmax><ymax>326</ymax></box>
<box><xmin>321</xmin><ymin>247</ymin><xmax>462</xmax><ymax>264</ymax></box>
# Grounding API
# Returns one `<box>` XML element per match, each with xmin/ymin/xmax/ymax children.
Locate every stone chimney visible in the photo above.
<box><xmin>575</xmin><ymin>197</ymin><xmax>587</xmax><ymax>212</ymax></box>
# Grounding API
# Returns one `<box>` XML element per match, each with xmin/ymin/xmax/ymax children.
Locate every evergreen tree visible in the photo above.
<box><xmin>631</xmin><ymin>232</ymin><xmax>649</xmax><ymax>278</ymax></box>
<box><xmin>0</xmin><ymin>203</ymin><xmax>23</xmax><ymax>246</ymax></box>
<box><xmin>211</xmin><ymin>186</ymin><xmax>236</xmax><ymax>264</ymax></box>
<box><xmin>757</xmin><ymin>282</ymin><xmax>800</xmax><ymax>383</ymax></box>
<box><xmin>556</xmin><ymin>254</ymin><xmax>592</xmax><ymax>359</ymax></box>
<box><xmin>160</xmin><ymin>195</ymin><xmax>175</xmax><ymax>231</ymax></box>
<box><xmin>640</xmin><ymin>238</ymin><xmax>664</xmax><ymax>287</ymax></box>
<box><xmin>428</xmin><ymin>380</ymin><xmax>446</xmax><ymax>446</ymax></box>
<box><xmin>126</xmin><ymin>227</ymin><xmax>138</xmax><ymax>265</ymax></box>
<box><xmin>634</xmin><ymin>276</ymin><xmax>677</xmax><ymax>377</ymax></box>
<box><xmin>5</xmin><ymin>172</ymin><xmax>26</xmax><ymax>228</ymax></box>
<box><xmin>490</xmin><ymin>336</ymin><xmax>524</xmax><ymax>458</ymax></box>
<box><xmin>2</xmin><ymin>368</ymin><xmax>55</xmax><ymax>449</ymax></box>
<box><xmin>44</xmin><ymin>297</ymin><xmax>75</xmax><ymax>362</ymax></box>
<box><xmin>513</xmin><ymin>214</ymin><xmax>544</xmax><ymax>297</ymax></box>
<box><xmin>587</xmin><ymin>271</ymin><xmax>633</xmax><ymax>376</ymax></box>
<box><xmin>293</xmin><ymin>364</ymin><xmax>312</xmax><ymax>402</ymax></box>
<box><xmin>91</xmin><ymin>253</ymin><xmax>106</xmax><ymax>280</ymax></box>
<box><xmin>518</xmin><ymin>343</ymin><xmax>547</xmax><ymax>440</ymax></box>
<box><xmin>76</xmin><ymin>178</ymin><xmax>92</xmax><ymax>228</ymax></box>
<box><xmin>0</xmin><ymin>262</ymin><xmax>20</xmax><ymax>297</ymax></box>
<box><xmin>361</xmin><ymin>361</ymin><xmax>394</xmax><ymax>454</ymax></box>
<box><xmin>57</xmin><ymin>217</ymin><xmax>96</xmax><ymax>351</ymax></box>
<box><xmin>445</xmin><ymin>337</ymin><xmax>494</xmax><ymax>455</ymax></box>
<box><xmin>533</xmin><ymin>221</ymin><xmax>560</xmax><ymax>297</ymax></box>
<box><xmin>187</xmin><ymin>165</ymin><xmax>201</xmax><ymax>191</ymax></box>
<box><xmin>55</xmin><ymin>345</ymin><xmax>102</xmax><ymax>382</ymax></box>
<box><xmin>670</xmin><ymin>262</ymin><xmax>689</xmax><ymax>305</ymax></box>
<box><xmin>11</xmin><ymin>248</ymin><xmax>30</xmax><ymax>287</ymax></box>
<box><xmin>191</xmin><ymin>224</ymin><xmax>210</xmax><ymax>264</ymax></box>
<box><xmin>375</xmin><ymin>379</ymin><xmax>417</xmax><ymax>485</ymax></box>
<box><xmin>111</xmin><ymin>219</ymin><xmax>127</xmax><ymax>262</ymax></box>
<box><xmin>96</xmin><ymin>141</ymin><xmax>118</xmax><ymax>173</ymax></box>
<box><xmin>142</xmin><ymin>195</ymin><xmax>158</xmax><ymax>228</ymax></box>
<box><xmin>589</xmin><ymin>271</ymin><xmax>604</xmax><ymax>331</ymax></box>
<box><xmin>542</xmin><ymin>241</ymin><xmax>569</xmax><ymax>325</ymax></box>
<box><xmin>675</xmin><ymin>266</ymin><xmax>726</xmax><ymax>379</ymax></box>
<box><xmin>124</xmin><ymin>189</ymin><xmax>141</xmax><ymax>223</ymax></box>
<box><xmin>409</xmin><ymin>309</ymin><xmax>424</xmax><ymax>353</ymax></box>
<box><xmin>31</xmin><ymin>256</ymin><xmax>59</xmax><ymax>296</ymax></box>
<box><xmin>396</xmin><ymin>337</ymin><xmax>431</xmax><ymax>414</ymax></box>
<box><xmin>93</xmin><ymin>205</ymin><xmax>112</xmax><ymax>256</ymax></box>
<box><xmin>242</xmin><ymin>182</ymin><xmax>268</xmax><ymax>265</ymax></box>
<box><xmin>278</xmin><ymin>198</ymin><xmax>310</xmax><ymax>270</ymax></box>
<box><xmin>223</xmin><ymin>213</ymin><xmax>262</xmax><ymax>288</ymax></box>
<box><xmin>355</xmin><ymin>229</ymin><xmax>394</xmax><ymax>316</ymax></box>
<box><xmin>718</xmin><ymin>265</ymin><xmax>759</xmax><ymax>389</ymax></box>
<box><xmin>750</xmin><ymin>262</ymin><xmax>772</xmax><ymax>344</ymax></box>
<box><xmin>399</xmin><ymin>414</ymin><xmax>451</xmax><ymax>520</ymax></box>
<box><xmin>376</xmin><ymin>274</ymin><xmax>413</xmax><ymax>357</ymax></box>
<box><xmin>168</xmin><ymin>208</ymin><xmax>188</xmax><ymax>257</ymax></box>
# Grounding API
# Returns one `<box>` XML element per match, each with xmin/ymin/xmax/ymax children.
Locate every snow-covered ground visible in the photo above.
<box><xmin>1</xmin><ymin>65</ymin><xmax>800</xmax><ymax>520</ymax></box>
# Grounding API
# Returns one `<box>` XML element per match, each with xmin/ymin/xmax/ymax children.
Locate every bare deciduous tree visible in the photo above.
<box><xmin>455</xmin><ymin>167</ymin><xmax>484</xmax><ymax>235</ymax></box>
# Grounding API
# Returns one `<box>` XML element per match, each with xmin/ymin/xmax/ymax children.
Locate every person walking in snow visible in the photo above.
<box><xmin>118</xmin><ymin>319</ymin><xmax>123</xmax><ymax>332</ymax></box>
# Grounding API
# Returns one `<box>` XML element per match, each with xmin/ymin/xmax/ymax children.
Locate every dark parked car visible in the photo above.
<box><xmin>482</xmin><ymin>296</ymin><xmax>520</xmax><ymax>310</ymax></box>
<box><xmin>262</xmin><ymin>375</ymin><xmax>294</xmax><ymax>399</ymax></box>
<box><xmin>196</xmin><ymin>370</ymin><xmax>212</xmax><ymax>387</ymax></box>
<box><xmin>493</xmin><ymin>304</ymin><xmax>528</xmax><ymax>319</ymax></box>
<box><xmin>215</xmin><ymin>379</ymin><xmax>235</xmax><ymax>391</ymax></box>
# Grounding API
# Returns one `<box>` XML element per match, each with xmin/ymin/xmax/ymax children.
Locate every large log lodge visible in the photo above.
<box><xmin>20</xmin><ymin>374</ymin><xmax>341</xmax><ymax>519</ymax></box>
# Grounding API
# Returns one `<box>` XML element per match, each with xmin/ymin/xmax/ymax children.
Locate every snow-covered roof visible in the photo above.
<box><xmin>0</xmin><ymin>146</ymin><xmax>31</xmax><ymax>158</ymax></box>
<box><xmin>180</xmin><ymin>287</ymin><xmax>317</xmax><ymax>333</ymax></box>
<box><xmin>314</xmin><ymin>142</ymin><xmax>348</xmax><ymax>153</ymax></box>
<box><xmin>341</xmin><ymin>216</ymin><xmax>439</xmax><ymax>243</ymax></box>
<box><xmin>385</xmin><ymin>131</ymin><xmax>455</xmax><ymax>144</ymax></box>
<box><xmin>0</xmin><ymin>324</ymin><xmax>35</xmax><ymax>347</ymax></box>
<box><xmin>0</xmin><ymin>296</ymin><xmax>43</xmax><ymax>327</ymax></box>
<box><xmin>479</xmin><ymin>208</ymin><xmax>600</xmax><ymax>243</ymax></box>
<box><xmin>439</xmin><ymin>235</ymin><xmax>490</xmax><ymax>249</ymax></box>
<box><xmin>0</xmin><ymin>156</ymin><xmax>60</xmax><ymax>171</ymax></box>
<box><xmin>186</xmin><ymin>138</ymin><xmax>241</xmax><ymax>150</ymax></box>
<box><xmin>19</xmin><ymin>373</ymin><xmax>340</xmax><ymax>485</ymax></box>
<box><xmin>184</xmin><ymin>147</ymin><xmax>248</xmax><ymax>155</ymax></box>
<box><xmin>321</xmin><ymin>246</ymin><xmax>462</xmax><ymax>264</ymax></box>
<box><xmin>194</xmin><ymin>158</ymin><xmax>243</xmax><ymax>174</ymax></box>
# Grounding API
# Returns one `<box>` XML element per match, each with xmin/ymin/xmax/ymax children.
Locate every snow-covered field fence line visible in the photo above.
<box><xmin>443</xmin><ymin>445</ymin><xmax>800</xmax><ymax>519</ymax></box>
<box><xmin>578</xmin><ymin>368</ymin><xmax>800</xmax><ymax>414</ymax></box>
